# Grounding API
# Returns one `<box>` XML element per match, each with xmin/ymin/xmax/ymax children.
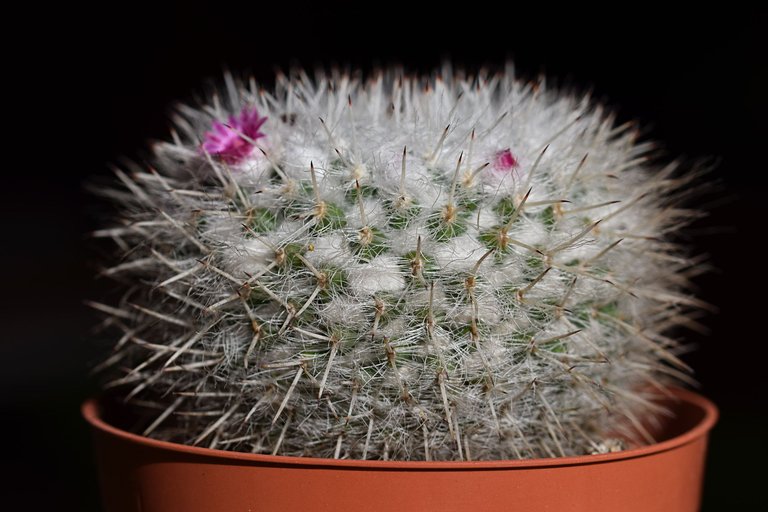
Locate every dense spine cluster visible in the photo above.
<box><xmin>92</xmin><ymin>67</ymin><xmax>701</xmax><ymax>460</ymax></box>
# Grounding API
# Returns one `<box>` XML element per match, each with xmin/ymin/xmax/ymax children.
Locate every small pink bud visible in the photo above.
<box><xmin>493</xmin><ymin>148</ymin><xmax>518</xmax><ymax>172</ymax></box>
<box><xmin>201</xmin><ymin>107</ymin><xmax>267</xmax><ymax>165</ymax></box>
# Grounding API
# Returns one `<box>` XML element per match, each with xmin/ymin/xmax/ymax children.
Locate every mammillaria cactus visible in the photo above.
<box><xmin>92</xmin><ymin>66</ymin><xmax>701</xmax><ymax>461</ymax></box>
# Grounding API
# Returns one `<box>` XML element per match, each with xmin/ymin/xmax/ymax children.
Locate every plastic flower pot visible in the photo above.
<box><xmin>83</xmin><ymin>387</ymin><xmax>717</xmax><ymax>512</ymax></box>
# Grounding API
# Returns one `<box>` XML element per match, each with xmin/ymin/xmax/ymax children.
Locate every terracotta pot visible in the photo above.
<box><xmin>83</xmin><ymin>387</ymin><xmax>717</xmax><ymax>512</ymax></box>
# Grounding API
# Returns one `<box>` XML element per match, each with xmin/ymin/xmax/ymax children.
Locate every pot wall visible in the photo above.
<box><xmin>84</xmin><ymin>388</ymin><xmax>717</xmax><ymax>512</ymax></box>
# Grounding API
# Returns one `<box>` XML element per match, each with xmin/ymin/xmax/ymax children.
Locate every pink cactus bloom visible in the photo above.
<box><xmin>201</xmin><ymin>108</ymin><xmax>267</xmax><ymax>164</ymax></box>
<box><xmin>493</xmin><ymin>148</ymin><xmax>519</xmax><ymax>172</ymax></box>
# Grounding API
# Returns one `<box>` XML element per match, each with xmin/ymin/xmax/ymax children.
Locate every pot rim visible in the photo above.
<box><xmin>82</xmin><ymin>386</ymin><xmax>717</xmax><ymax>470</ymax></box>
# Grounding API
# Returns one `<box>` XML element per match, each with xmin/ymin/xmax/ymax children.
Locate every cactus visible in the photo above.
<box><xmin>91</xmin><ymin>66</ymin><xmax>702</xmax><ymax>461</ymax></box>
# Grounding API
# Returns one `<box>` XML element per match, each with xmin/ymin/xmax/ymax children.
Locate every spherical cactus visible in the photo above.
<box><xmin>92</xmin><ymin>66</ymin><xmax>701</xmax><ymax>461</ymax></box>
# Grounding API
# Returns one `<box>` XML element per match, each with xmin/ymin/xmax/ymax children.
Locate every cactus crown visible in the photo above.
<box><xmin>92</xmin><ymin>67</ymin><xmax>700</xmax><ymax>461</ymax></box>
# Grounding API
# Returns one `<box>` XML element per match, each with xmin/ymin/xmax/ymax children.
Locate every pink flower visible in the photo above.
<box><xmin>493</xmin><ymin>148</ymin><xmax>518</xmax><ymax>172</ymax></box>
<box><xmin>201</xmin><ymin>108</ymin><xmax>267</xmax><ymax>165</ymax></box>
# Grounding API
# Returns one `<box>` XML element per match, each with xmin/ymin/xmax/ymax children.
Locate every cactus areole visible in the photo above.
<box><xmin>91</xmin><ymin>67</ymin><xmax>705</xmax><ymax>462</ymax></box>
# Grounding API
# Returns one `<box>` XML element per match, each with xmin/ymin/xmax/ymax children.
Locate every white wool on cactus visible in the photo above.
<box><xmin>92</xmin><ymin>66</ymin><xmax>703</xmax><ymax>461</ymax></box>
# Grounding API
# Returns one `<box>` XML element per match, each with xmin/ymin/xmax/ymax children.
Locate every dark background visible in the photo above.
<box><xmin>6</xmin><ymin>4</ymin><xmax>765</xmax><ymax>510</ymax></box>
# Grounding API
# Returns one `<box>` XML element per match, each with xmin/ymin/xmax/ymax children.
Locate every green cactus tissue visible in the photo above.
<box><xmin>92</xmin><ymin>67</ymin><xmax>702</xmax><ymax>461</ymax></box>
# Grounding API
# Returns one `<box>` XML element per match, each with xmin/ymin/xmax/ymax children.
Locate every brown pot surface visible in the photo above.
<box><xmin>83</xmin><ymin>387</ymin><xmax>717</xmax><ymax>512</ymax></box>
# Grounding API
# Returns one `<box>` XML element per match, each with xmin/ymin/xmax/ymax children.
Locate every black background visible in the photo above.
<box><xmin>6</xmin><ymin>4</ymin><xmax>766</xmax><ymax>510</ymax></box>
